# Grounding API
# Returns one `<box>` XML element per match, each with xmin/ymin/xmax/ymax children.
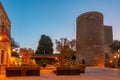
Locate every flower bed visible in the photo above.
<box><xmin>54</xmin><ymin>63</ymin><xmax>86</xmax><ymax>75</ymax></box>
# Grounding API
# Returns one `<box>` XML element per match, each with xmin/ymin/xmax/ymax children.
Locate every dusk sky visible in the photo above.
<box><xmin>1</xmin><ymin>0</ymin><xmax>120</xmax><ymax>52</ymax></box>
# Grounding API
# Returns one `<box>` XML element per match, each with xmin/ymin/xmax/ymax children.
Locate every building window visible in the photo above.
<box><xmin>1</xmin><ymin>50</ymin><xmax>4</xmax><ymax>64</ymax></box>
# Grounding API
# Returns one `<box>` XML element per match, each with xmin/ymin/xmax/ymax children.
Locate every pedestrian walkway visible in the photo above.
<box><xmin>0</xmin><ymin>67</ymin><xmax>120</xmax><ymax>80</ymax></box>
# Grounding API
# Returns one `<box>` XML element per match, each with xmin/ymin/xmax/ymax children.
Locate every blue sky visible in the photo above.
<box><xmin>1</xmin><ymin>0</ymin><xmax>120</xmax><ymax>52</ymax></box>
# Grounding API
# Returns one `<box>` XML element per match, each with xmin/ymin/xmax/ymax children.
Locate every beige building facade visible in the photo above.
<box><xmin>0</xmin><ymin>2</ymin><xmax>11</xmax><ymax>72</ymax></box>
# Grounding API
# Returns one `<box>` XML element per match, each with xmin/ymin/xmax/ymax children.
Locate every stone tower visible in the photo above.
<box><xmin>0</xmin><ymin>2</ymin><xmax>11</xmax><ymax>73</ymax></box>
<box><xmin>104</xmin><ymin>26</ymin><xmax>113</xmax><ymax>64</ymax></box>
<box><xmin>76</xmin><ymin>11</ymin><xmax>105</xmax><ymax>67</ymax></box>
<box><xmin>104</xmin><ymin>25</ymin><xmax>113</xmax><ymax>45</ymax></box>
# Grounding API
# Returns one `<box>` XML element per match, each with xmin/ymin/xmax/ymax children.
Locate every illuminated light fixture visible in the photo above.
<box><xmin>12</xmin><ymin>48</ymin><xmax>16</xmax><ymax>52</ymax></box>
<box><xmin>55</xmin><ymin>57</ymin><xmax>57</xmax><ymax>60</ymax></box>
<box><xmin>0</xmin><ymin>36</ymin><xmax>2</xmax><ymax>40</ymax></box>
<box><xmin>114</xmin><ymin>55</ymin><xmax>117</xmax><ymax>59</ymax></box>
<box><xmin>109</xmin><ymin>60</ymin><xmax>112</xmax><ymax>63</ymax></box>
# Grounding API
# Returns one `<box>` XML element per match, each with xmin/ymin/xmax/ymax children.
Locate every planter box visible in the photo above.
<box><xmin>26</xmin><ymin>67</ymin><xmax>40</xmax><ymax>76</ymax></box>
<box><xmin>6</xmin><ymin>67</ymin><xmax>21</xmax><ymax>77</ymax></box>
<box><xmin>6</xmin><ymin>67</ymin><xmax>40</xmax><ymax>77</ymax></box>
<box><xmin>79</xmin><ymin>65</ymin><xmax>86</xmax><ymax>73</ymax></box>
<box><xmin>55</xmin><ymin>67</ymin><xmax>81</xmax><ymax>75</ymax></box>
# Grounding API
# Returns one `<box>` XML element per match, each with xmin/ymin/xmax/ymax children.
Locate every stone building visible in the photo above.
<box><xmin>0</xmin><ymin>2</ymin><xmax>11</xmax><ymax>73</ymax></box>
<box><xmin>104</xmin><ymin>25</ymin><xmax>113</xmax><ymax>65</ymax></box>
<box><xmin>76</xmin><ymin>11</ymin><xmax>113</xmax><ymax>67</ymax></box>
<box><xmin>104</xmin><ymin>25</ymin><xmax>113</xmax><ymax>45</ymax></box>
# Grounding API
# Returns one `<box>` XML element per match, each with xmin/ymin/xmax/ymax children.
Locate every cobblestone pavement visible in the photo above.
<box><xmin>0</xmin><ymin>67</ymin><xmax>120</xmax><ymax>80</ymax></box>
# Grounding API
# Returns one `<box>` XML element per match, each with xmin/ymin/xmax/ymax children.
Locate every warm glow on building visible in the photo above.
<box><xmin>0</xmin><ymin>36</ymin><xmax>2</xmax><ymax>40</ymax></box>
<box><xmin>0</xmin><ymin>2</ymin><xmax>11</xmax><ymax>74</ymax></box>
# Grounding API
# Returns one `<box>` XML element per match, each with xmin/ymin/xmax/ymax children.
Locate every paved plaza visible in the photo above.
<box><xmin>0</xmin><ymin>67</ymin><xmax>120</xmax><ymax>80</ymax></box>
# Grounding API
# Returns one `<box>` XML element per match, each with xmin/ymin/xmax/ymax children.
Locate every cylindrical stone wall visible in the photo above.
<box><xmin>76</xmin><ymin>11</ymin><xmax>105</xmax><ymax>67</ymax></box>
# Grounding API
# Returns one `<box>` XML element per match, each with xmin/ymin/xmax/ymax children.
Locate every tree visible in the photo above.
<box><xmin>110</xmin><ymin>40</ymin><xmax>120</xmax><ymax>67</ymax></box>
<box><xmin>56</xmin><ymin>38</ymin><xmax>76</xmax><ymax>52</ymax></box>
<box><xmin>19</xmin><ymin>48</ymin><xmax>34</xmax><ymax>65</ymax></box>
<box><xmin>11</xmin><ymin>51</ymin><xmax>19</xmax><ymax>57</ymax></box>
<box><xmin>11</xmin><ymin>37</ymin><xmax>20</xmax><ymax>48</ymax></box>
<box><xmin>110</xmin><ymin>40</ymin><xmax>120</xmax><ymax>54</ymax></box>
<box><xmin>11</xmin><ymin>37</ymin><xmax>20</xmax><ymax>57</ymax></box>
<box><xmin>56</xmin><ymin>38</ymin><xmax>76</xmax><ymax>64</ymax></box>
<box><xmin>35</xmin><ymin>34</ymin><xmax>53</xmax><ymax>54</ymax></box>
